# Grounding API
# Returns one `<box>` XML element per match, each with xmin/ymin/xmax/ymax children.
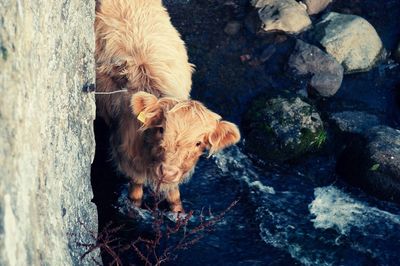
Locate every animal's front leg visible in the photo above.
<box><xmin>167</xmin><ymin>187</ymin><xmax>184</xmax><ymax>213</ymax></box>
<box><xmin>129</xmin><ymin>181</ymin><xmax>144</xmax><ymax>208</ymax></box>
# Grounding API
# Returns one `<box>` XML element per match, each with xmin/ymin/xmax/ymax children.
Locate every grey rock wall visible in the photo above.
<box><xmin>0</xmin><ymin>0</ymin><xmax>99</xmax><ymax>265</ymax></box>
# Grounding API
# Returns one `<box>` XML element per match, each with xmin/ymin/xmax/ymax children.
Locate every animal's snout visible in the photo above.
<box><xmin>160</xmin><ymin>164</ymin><xmax>181</xmax><ymax>183</ymax></box>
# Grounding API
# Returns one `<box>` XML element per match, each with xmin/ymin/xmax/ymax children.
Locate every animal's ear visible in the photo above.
<box><xmin>131</xmin><ymin>92</ymin><xmax>158</xmax><ymax>116</ymax></box>
<box><xmin>208</xmin><ymin>121</ymin><xmax>241</xmax><ymax>154</ymax></box>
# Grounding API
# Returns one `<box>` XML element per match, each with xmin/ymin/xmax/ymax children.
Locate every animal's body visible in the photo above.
<box><xmin>95</xmin><ymin>0</ymin><xmax>240</xmax><ymax>212</ymax></box>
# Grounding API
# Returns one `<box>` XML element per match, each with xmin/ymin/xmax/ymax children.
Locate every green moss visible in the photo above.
<box><xmin>370</xmin><ymin>163</ymin><xmax>380</xmax><ymax>171</ymax></box>
<box><xmin>315</xmin><ymin>131</ymin><xmax>328</xmax><ymax>148</ymax></box>
<box><xmin>297</xmin><ymin>127</ymin><xmax>327</xmax><ymax>154</ymax></box>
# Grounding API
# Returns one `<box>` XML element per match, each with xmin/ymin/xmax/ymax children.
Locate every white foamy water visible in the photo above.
<box><xmin>214</xmin><ymin>150</ymin><xmax>400</xmax><ymax>266</ymax></box>
<box><xmin>256</xmin><ymin>185</ymin><xmax>400</xmax><ymax>266</ymax></box>
<box><xmin>213</xmin><ymin>146</ymin><xmax>275</xmax><ymax>195</ymax></box>
<box><xmin>309</xmin><ymin>186</ymin><xmax>400</xmax><ymax>235</ymax></box>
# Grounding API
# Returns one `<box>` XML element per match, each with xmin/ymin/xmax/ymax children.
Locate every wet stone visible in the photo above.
<box><xmin>251</xmin><ymin>0</ymin><xmax>311</xmax><ymax>34</ymax></box>
<box><xmin>338</xmin><ymin>126</ymin><xmax>400</xmax><ymax>203</ymax></box>
<box><xmin>288</xmin><ymin>40</ymin><xmax>343</xmax><ymax>97</ymax></box>
<box><xmin>330</xmin><ymin>111</ymin><xmax>381</xmax><ymax>134</ymax></box>
<box><xmin>364</xmin><ymin>126</ymin><xmax>400</xmax><ymax>192</ymax></box>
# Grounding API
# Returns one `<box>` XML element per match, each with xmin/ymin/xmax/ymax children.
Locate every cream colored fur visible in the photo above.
<box><xmin>95</xmin><ymin>0</ymin><xmax>194</xmax><ymax>101</ymax></box>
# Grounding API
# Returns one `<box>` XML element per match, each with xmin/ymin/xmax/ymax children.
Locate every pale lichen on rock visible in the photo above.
<box><xmin>314</xmin><ymin>12</ymin><xmax>383</xmax><ymax>73</ymax></box>
<box><xmin>0</xmin><ymin>0</ymin><xmax>99</xmax><ymax>265</ymax></box>
<box><xmin>251</xmin><ymin>0</ymin><xmax>312</xmax><ymax>34</ymax></box>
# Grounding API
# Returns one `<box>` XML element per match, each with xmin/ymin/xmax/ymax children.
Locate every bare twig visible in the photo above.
<box><xmin>78</xmin><ymin>178</ymin><xmax>240</xmax><ymax>265</ymax></box>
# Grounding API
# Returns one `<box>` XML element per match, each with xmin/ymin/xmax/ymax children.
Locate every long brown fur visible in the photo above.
<box><xmin>95</xmin><ymin>0</ymin><xmax>240</xmax><ymax>212</ymax></box>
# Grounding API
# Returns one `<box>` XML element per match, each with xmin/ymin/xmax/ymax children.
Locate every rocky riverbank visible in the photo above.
<box><xmin>242</xmin><ymin>0</ymin><xmax>400</xmax><ymax>202</ymax></box>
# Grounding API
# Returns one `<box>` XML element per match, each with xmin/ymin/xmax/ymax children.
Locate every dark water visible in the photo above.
<box><xmin>91</xmin><ymin>0</ymin><xmax>400</xmax><ymax>265</ymax></box>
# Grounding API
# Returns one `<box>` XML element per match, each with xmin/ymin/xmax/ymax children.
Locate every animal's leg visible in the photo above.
<box><xmin>166</xmin><ymin>187</ymin><xmax>184</xmax><ymax>213</ymax></box>
<box><xmin>129</xmin><ymin>181</ymin><xmax>144</xmax><ymax>208</ymax></box>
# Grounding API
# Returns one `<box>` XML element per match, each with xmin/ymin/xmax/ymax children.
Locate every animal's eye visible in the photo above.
<box><xmin>196</xmin><ymin>141</ymin><xmax>202</xmax><ymax>147</ymax></box>
<box><xmin>158</xmin><ymin>127</ymin><xmax>164</xmax><ymax>134</ymax></box>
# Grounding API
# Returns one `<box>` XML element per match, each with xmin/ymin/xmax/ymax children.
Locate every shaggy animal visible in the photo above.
<box><xmin>95</xmin><ymin>0</ymin><xmax>240</xmax><ymax>212</ymax></box>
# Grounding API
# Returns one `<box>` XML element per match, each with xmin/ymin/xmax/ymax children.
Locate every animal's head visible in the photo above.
<box><xmin>131</xmin><ymin>92</ymin><xmax>240</xmax><ymax>185</ymax></box>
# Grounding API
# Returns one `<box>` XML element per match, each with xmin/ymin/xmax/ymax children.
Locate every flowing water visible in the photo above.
<box><xmin>161</xmin><ymin>147</ymin><xmax>400</xmax><ymax>266</ymax></box>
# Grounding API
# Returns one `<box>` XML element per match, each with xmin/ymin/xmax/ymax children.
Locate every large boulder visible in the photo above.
<box><xmin>244</xmin><ymin>96</ymin><xmax>326</xmax><ymax>161</ymax></box>
<box><xmin>288</xmin><ymin>40</ymin><xmax>344</xmax><ymax>97</ymax></box>
<box><xmin>0</xmin><ymin>0</ymin><xmax>99</xmax><ymax>265</ymax></box>
<box><xmin>251</xmin><ymin>0</ymin><xmax>311</xmax><ymax>34</ymax></box>
<box><xmin>303</xmin><ymin>0</ymin><xmax>332</xmax><ymax>15</ymax></box>
<box><xmin>314</xmin><ymin>12</ymin><xmax>383</xmax><ymax>73</ymax></box>
<box><xmin>337</xmin><ymin>126</ymin><xmax>400</xmax><ymax>203</ymax></box>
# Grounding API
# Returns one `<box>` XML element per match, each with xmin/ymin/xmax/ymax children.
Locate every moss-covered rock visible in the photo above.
<box><xmin>244</xmin><ymin>96</ymin><xmax>326</xmax><ymax>161</ymax></box>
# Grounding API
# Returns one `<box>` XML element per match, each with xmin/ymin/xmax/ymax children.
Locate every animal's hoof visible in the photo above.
<box><xmin>130</xmin><ymin>198</ymin><xmax>142</xmax><ymax>208</ymax></box>
<box><xmin>165</xmin><ymin>211</ymin><xmax>191</xmax><ymax>222</ymax></box>
<box><xmin>170</xmin><ymin>204</ymin><xmax>185</xmax><ymax>213</ymax></box>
